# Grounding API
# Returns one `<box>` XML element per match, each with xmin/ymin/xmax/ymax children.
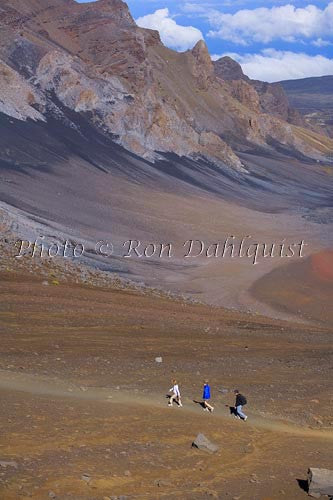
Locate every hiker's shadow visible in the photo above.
<box><xmin>193</xmin><ymin>399</ymin><xmax>207</xmax><ymax>410</ymax></box>
<box><xmin>165</xmin><ymin>394</ymin><xmax>181</xmax><ymax>406</ymax></box>
<box><xmin>227</xmin><ymin>405</ymin><xmax>238</xmax><ymax>417</ymax></box>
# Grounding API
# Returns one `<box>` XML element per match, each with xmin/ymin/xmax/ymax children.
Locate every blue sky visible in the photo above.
<box><xmin>76</xmin><ymin>0</ymin><xmax>333</xmax><ymax>81</ymax></box>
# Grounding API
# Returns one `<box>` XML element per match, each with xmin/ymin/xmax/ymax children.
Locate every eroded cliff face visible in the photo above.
<box><xmin>0</xmin><ymin>0</ymin><xmax>332</xmax><ymax>169</ymax></box>
<box><xmin>213</xmin><ymin>56</ymin><xmax>305</xmax><ymax>125</ymax></box>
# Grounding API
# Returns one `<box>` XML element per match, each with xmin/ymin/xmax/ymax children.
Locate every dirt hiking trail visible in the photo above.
<box><xmin>0</xmin><ymin>369</ymin><xmax>332</xmax><ymax>441</ymax></box>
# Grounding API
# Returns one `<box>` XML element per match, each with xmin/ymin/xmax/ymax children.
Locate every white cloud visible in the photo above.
<box><xmin>211</xmin><ymin>54</ymin><xmax>224</xmax><ymax>61</ymax></box>
<box><xmin>206</xmin><ymin>3</ymin><xmax>333</xmax><ymax>44</ymax></box>
<box><xmin>312</xmin><ymin>38</ymin><xmax>332</xmax><ymax>47</ymax></box>
<box><xmin>136</xmin><ymin>8</ymin><xmax>203</xmax><ymax>51</ymax></box>
<box><xmin>182</xmin><ymin>2</ymin><xmax>216</xmax><ymax>13</ymax></box>
<box><xmin>213</xmin><ymin>50</ymin><xmax>333</xmax><ymax>82</ymax></box>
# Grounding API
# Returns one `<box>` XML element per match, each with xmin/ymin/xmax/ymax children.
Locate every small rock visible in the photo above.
<box><xmin>124</xmin><ymin>470</ymin><xmax>131</xmax><ymax>477</ymax></box>
<box><xmin>48</xmin><ymin>492</ymin><xmax>56</xmax><ymax>499</ymax></box>
<box><xmin>192</xmin><ymin>434</ymin><xmax>219</xmax><ymax>454</ymax></box>
<box><xmin>81</xmin><ymin>474</ymin><xmax>91</xmax><ymax>483</ymax></box>
<box><xmin>155</xmin><ymin>357</ymin><xmax>163</xmax><ymax>363</ymax></box>
<box><xmin>154</xmin><ymin>479</ymin><xmax>171</xmax><ymax>487</ymax></box>
<box><xmin>0</xmin><ymin>461</ymin><xmax>18</xmax><ymax>469</ymax></box>
<box><xmin>205</xmin><ymin>491</ymin><xmax>218</xmax><ymax>498</ymax></box>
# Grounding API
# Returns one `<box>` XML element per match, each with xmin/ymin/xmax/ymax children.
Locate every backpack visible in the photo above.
<box><xmin>241</xmin><ymin>395</ymin><xmax>247</xmax><ymax>406</ymax></box>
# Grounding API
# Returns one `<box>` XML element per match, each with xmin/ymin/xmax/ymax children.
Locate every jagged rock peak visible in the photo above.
<box><xmin>85</xmin><ymin>0</ymin><xmax>135</xmax><ymax>23</ymax></box>
<box><xmin>213</xmin><ymin>56</ymin><xmax>248</xmax><ymax>81</ymax></box>
<box><xmin>190</xmin><ymin>39</ymin><xmax>213</xmax><ymax>77</ymax></box>
<box><xmin>191</xmin><ymin>40</ymin><xmax>210</xmax><ymax>60</ymax></box>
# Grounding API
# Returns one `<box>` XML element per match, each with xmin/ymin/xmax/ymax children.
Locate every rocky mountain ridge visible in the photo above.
<box><xmin>280</xmin><ymin>75</ymin><xmax>333</xmax><ymax>139</ymax></box>
<box><xmin>213</xmin><ymin>56</ymin><xmax>305</xmax><ymax>126</ymax></box>
<box><xmin>0</xmin><ymin>0</ymin><xmax>332</xmax><ymax>169</ymax></box>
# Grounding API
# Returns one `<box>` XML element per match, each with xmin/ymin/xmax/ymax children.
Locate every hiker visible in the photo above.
<box><xmin>234</xmin><ymin>389</ymin><xmax>248</xmax><ymax>421</ymax></box>
<box><xmin>202</xmin><ymin>380</ymin><xmax>214</xmax><ymax>413</ymax></box>
<box><xmin>168</xmin><ymin>379</ymin><xmax>182</xmax><ymax>407</ymax></box>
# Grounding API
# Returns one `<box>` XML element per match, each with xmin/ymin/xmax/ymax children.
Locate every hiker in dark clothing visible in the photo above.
<box><xmin>234</xmin><ymin>389</ymin><xmax>248</xmax><ymax>421</ymax></box>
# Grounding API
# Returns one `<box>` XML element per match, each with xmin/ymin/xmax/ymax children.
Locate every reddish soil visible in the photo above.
<box><xmin>0</xmin><ymin>269</ymin><xmax>332</xmax><ymax>499</ymax></box>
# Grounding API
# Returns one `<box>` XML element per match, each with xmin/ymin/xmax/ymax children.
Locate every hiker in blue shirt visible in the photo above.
<box><xmin>202</xmin><ymin>380</ymin><xmax>214</xmax><ymax>413</ymax></box>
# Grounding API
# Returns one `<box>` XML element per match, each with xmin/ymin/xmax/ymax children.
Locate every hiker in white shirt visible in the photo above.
<box><xmin>168</xmin><ymin>379</ymin><xmax>182</xmax><ymax>407</ymax></box>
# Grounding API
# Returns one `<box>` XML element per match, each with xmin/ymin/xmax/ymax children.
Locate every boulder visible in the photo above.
<box><xmin>192</xmin><ymin>434</ymin><xmax>219</xmax><ymax>454</ymax></box>
<box><xmin>308</xmin><ymin>468</ymin><xmax>333</xmax><ymax>498</ymax></box>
